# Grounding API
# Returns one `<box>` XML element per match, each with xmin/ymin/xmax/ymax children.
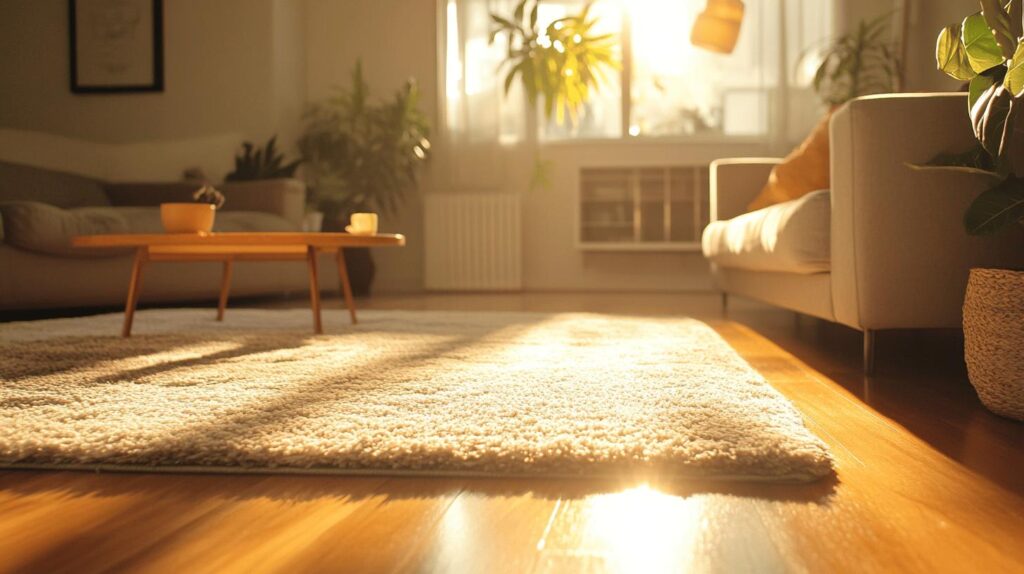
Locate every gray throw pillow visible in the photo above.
<box><xmin>0</xmin><ymin>201</ymin><xmax>131</xmax><ymax>257</ymax></box>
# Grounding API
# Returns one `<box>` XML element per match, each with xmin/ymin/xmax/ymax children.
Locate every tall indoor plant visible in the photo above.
<box><xmin>298</xmin><ymin>60</ymin><xmax>430</xmax><ymax>295</ymax></box>
<box><xmin>489</xmin><ymin>0</ymin><xmax>617</xmax><ymax>126</ymax></box>
<box><xmin>807</xmin><ymin>13</ymin><xmax>902</xmax><ymax>106</ymax></box>
<box><xmin>932</xmin><ymin>0</ymin><xmax>1024</xmax><ymax>420</ymax></box>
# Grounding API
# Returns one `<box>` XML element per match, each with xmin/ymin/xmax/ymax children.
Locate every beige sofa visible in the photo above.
<box><xmin>702</xmin><ymin>93</ymin><xmax>1024</xmax><ymax>373</ymax></box>
<box><xmin>0</xmin><ymin>161</ymin><xmax>317</xmax><ymax>311</ymax></box>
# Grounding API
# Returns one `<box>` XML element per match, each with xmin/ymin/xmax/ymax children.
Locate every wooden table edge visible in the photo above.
<box><xmin>71</xmin><ymin>232</ymin><xmax>404</xmax><ymax>337</ymax></box>
<box><xmin>71</xmin><ymin>232</ymin><xmax>406</xmax><ymax>249</ymax></box>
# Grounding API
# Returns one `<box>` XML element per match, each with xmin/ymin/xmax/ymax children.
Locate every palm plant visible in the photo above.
<box><xmin>808</xmin><ymin>13</ymin><xmax>901</xmax><ymax>106</ymax></box>
<box><xmin>929</xmin><ymin>0</ymin><xmax>1024</xmax><ymax>234</ymax></box>
<box><xmin>298</xmin><ymin>60</ymin><xmax>430</xmax><ymax>219</ymax></box>
<box><xmin>489</xmin><ymin>0</ymin><xmax>617</xmax><ymax>126</ymax></box>
<box><xmin>225</xmin><ymin>136</ymin><xmax>301</xmax><ymax>182</ymax></box>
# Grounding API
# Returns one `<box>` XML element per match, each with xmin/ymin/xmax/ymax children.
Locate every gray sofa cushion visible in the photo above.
<box><xmin>0</xmin><ymin>161</ymin><xmax>111</xmax><ymax>208</ymax></box>
<box><xmin>0</xmin><ymin>202</ymin><xmax>297</xmax><ymax>258</ymax></box>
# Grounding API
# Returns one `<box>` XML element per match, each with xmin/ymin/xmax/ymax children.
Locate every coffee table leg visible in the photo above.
<box><xmin>307</xmin><ymin>246</ymin><xmax>323</xmax><ymax>334</ymax></box>
<box><xmin>217</xmin><ymin>259</ymin><xmax>233</xmax><ymax>321</ymax></box>
<box><xmin>122</xmin><ymin>247</ymin><xmax>147</xmax><ymax>337</ymax></box>
<box><xmin>335</xmin><ymin>249</ymin><xmax>358</xmax><ymax>325</ymax></box>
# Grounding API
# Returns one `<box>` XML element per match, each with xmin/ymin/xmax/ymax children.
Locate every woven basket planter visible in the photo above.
<box><xmin>963</xmin><ymin>268</ymin><xmax>1024</xmax><ymax>421</ymax></box>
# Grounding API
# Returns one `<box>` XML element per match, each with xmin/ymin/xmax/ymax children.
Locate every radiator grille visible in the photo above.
<box><xmin>579</xmin><ymin>165</ymin><xmax>710</xmax><ymax>250</ymax></box>
<box><xmin>424</xmin><ymin>192</ymin><xmax>522</xmax><ymax>290</ymax></box>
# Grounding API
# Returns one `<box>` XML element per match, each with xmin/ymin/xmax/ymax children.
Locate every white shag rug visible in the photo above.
<box><xmin>0</xmin><ymin>309</ymin><xmax>833</xmax><ymax>482</ymax></box>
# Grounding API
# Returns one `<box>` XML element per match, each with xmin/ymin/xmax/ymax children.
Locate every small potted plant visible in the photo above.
<box><xmin>929</xmin><ymin>0</ymin><xmax>1024</xmax><ymax>420</ymax></box>
<box><xmin>224</xmin><ymin>136</ymin><xmax>320</xmax><ymax>230</ymax></box>
<box><xmin>160</xmin><ymin>185</ymin><xmax>225</xmax><ymax>234</ymax></box>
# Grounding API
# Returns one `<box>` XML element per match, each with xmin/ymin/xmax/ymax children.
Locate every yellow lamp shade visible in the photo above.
<box><xmin>690</xmin><ymin>0</ymin><xmax>745</xmax><ymax>54</ymax></box>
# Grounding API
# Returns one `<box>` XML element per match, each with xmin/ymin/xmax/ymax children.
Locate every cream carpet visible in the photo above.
<box><xmin>0</xmin><ymin>309</ymin><xmax>833</xmax><ymax>481</ymax></box>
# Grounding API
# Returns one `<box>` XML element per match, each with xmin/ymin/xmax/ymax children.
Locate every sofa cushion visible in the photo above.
<box><xmin>747</xmin><ymin>113</ymin><xmax>831</xmax><ymax>212</ymax></box>
<box><xmin>0</xmin><ymin>161</ymin><xmax>111</xmax><ymax>208</ymax></box>
<box><xmin>702</xmin><ymin>189</ymin><xmax>830</xmax><ymax>274</ymax></box>
<box><xmin>0</xmin><ymin>202</ymin><xmax>297</xmax><ymax>258</ymax></box>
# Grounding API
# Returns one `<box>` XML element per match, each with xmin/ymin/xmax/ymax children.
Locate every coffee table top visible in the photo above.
<box><xmin>72</xmin><ymin>232</ymin><xmax>406</xmax><ymax>249</ymax></box>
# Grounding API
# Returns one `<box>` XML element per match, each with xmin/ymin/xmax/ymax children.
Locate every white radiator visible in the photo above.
<box><xmin>424</xmin><ymin>192</ymin><xmax>522</xmax><ymax>291</ymax></box>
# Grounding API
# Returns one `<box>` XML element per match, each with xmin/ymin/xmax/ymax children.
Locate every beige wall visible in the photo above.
<box><xmin>839</xmin><ymin>0</ymin><xmax>968</xmax><ymax>93</ymax></box>
<box><xmin>903</xmin><ymin>0</ymin><xmax>974</xmax><ymax>93</ymax></box>
<box><xmin>0</xmin><ymin>0</ymin><xmax>305</xmax><ymax>181</ymax></box>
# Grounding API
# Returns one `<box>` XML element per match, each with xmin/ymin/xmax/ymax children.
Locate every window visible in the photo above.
<box><xmin>444</xmin><ymin>0</ymin><xmax>833</xmax><ymax>143</ymax></box>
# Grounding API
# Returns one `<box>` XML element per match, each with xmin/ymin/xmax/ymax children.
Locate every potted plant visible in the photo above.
<box><xmin>298</xmin><ymin>60</ymin><xmax>430</xmax><ymax>295</ymax></box>
<box><xmin>160</xmin><ymin>185</ymin><xmax>225</xmax><ymax>234</ymax></box>
<box><xmin>489</xmin><ymin>0</ymin><xmax>617</xmax><ymax>127</ymax></box>
<box><xmin>931</xmin><ymin>0</ymin><xmax>1024</xmax><ymax>420</ymax></box>
<box><xmin>224</xmin><ymin>136</ymin><xmax>317</xmax><ymax>230</ymax></box>
<box><xmin>804</xmin><ymin>13</ymin><xmax>902</xmax><ymax>107</ymax></box>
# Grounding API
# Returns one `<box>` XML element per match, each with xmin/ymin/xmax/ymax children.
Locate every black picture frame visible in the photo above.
<box><xmin>69</xmin><ymin>0</ymin><xmax>164</xmax><ymax>94</ymax></box>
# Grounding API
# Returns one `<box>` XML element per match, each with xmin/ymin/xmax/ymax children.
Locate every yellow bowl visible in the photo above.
<box><xmin>160</xmin><ymin>203</ymin><xmax>216</xmax><ymax>234</ymax></box>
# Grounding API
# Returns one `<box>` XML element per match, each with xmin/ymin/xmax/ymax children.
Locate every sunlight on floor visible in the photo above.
<box><xmin>536</xmin><ymin>484</ymin><xmax>705</xmax><ymax>573</ymax></box>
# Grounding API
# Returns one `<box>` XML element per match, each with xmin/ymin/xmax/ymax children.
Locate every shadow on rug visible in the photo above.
<box><xmin>0</xmin><ymin>309</ymin><xmax>834</xmax><ymax>482</ymax></box>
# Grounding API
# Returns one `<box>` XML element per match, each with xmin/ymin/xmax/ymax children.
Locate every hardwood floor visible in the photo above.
<box><xmin>1</xmin><ymin>292</ymin><xmax>1022</xmax><ymax>573</ymax></box>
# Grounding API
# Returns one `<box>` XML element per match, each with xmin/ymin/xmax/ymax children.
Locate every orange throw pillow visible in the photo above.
<box><xmin>747</xmin><ymin>112</ymin><xmax>832</xmax><ymax>212</ymax></box>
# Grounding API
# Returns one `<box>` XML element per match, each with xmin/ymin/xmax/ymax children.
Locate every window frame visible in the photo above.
<box><xmin>439</xmin><ymin>0</ymin><xmax>820</xmax><ymax>148</ymax></box>
<box><xmin>533</xmin><ymin>0</ymin><xmax>800</xmax><ymax>146</ymax></box>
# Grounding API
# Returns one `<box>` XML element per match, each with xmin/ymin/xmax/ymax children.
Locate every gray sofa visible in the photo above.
<box><xmin>0</xmin><ymin>161</ymin><xmax>318</xmax><ymax>310</ymax></box>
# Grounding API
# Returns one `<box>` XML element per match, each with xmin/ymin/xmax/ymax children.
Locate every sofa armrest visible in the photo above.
<box><xmin>709</xmin><ymin>158</ymin><xmax>780</xmax><ymax>221</ymax></box>
<box><xmin>104</xmin><ymin>178</ymin><xmax>307</xmax><ymax>228</ymax></box>
<box><xmin>830</xmin><ymin>93</ymin><xmax>1024</xmax><ymax>330</ymax></box>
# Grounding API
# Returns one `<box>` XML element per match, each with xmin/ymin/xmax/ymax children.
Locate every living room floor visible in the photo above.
<box><xmin>1</xmin><ymin>292</ymin><xmax>1022</xmax><ymax>573</ymax></box>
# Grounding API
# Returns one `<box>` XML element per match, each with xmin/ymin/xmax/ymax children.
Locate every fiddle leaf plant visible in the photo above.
<box><xmin>926</xmin><ymin>0</ymin><xmax>1024</xmax><ymax>234</ymax></box>
<box><xmin>489</xmin><ymin>0</ymin><xmax>617</xmax><ymax>126</ymax></box>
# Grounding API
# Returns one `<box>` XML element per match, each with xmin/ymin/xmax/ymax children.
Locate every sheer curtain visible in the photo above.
<box><xmin>440</xmin><ymin>0</ymin><xmax>837</xmax><ymax>162</ymax></box>
<box><xmin>441</xmin><ymin>0</ymin><xmax>528</xmax><ymax>191</ymax></box>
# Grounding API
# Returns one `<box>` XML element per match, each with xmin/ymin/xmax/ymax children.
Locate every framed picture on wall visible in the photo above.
<box><xmin>69</xmin><ymin>0</ymin><xmax>164</xmax><ymax>93</ymax></box>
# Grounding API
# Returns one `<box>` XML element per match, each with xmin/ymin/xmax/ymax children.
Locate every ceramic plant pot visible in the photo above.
<box><xmin>160</xmin><ymin>203</ymin><xmax>216</xmax><ymax>234</ymax></box>
<box><xmin>963</xmin><ymin>268</ymin><xmax>1024</xmax><ymax>421</ymax></box>
<box><xmin>303</xmin><ymin>211</ymin><xmax>325</xmax><ymax>232</ymax></box>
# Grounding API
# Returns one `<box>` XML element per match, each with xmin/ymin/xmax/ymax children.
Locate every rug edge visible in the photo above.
<box><xmin>0</xmin><ymin>462</ymin><xmax>832</xmax><ymax>484</ymax></box>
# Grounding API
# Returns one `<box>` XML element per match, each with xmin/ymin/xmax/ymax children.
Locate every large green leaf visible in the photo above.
<box><xmin>980</xmin><ymin>0</ymin><xmax>1017</xmax><ymax>58</ymax></box>
<box><xmin>970</xmin><ymin>74</ymin><xmax>996</xmax><ymax>110</ymax></box>
<box><xmin>937</xmin><ymin>24</ymin><xmax>976</xmax><ymax>81</ymax></box>
<box><xmin>962</xmin><ymin>12</ymin><xmax>1008</xmax><ymax>73</ymax></box>
<box><xmin>1005</xmin><ymin>41</ymin><xmax>1024</xmax><ymax>96</ymax></box>
<box><xmin>972</xmin><ymin>82</ymin><xmax>1013</xmax><ymax>157</ymax></box>
<box><xmin>964</xmin><ymin>175</ymin><xmax>1024</xmax><ymax>234</ymax></box>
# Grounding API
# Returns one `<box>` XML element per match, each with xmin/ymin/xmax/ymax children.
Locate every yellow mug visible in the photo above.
<box><xmin>346</xmin><ymin>212</ymin><xmax>378</xmax><ymax>235</ymax></box>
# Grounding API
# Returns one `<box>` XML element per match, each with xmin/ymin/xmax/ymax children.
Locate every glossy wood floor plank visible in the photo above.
<box><xmin>1</xmin><ymin>293</ymin><xmax>1022</xmax><ymax>573</ymax></box>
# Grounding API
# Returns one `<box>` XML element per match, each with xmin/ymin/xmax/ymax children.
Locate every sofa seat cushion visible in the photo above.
<box><xmin>0</xmin><ymin>202</ymin><xmax>296</xmax><ymax>258</ymax></box>
<box><xmin>702</xmin><ymin>189</ymin><xmax>830</xmax><ymax>274</ymax></box>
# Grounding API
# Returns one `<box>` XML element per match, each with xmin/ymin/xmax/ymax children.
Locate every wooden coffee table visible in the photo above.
<box><xmin>71</xmin><ymin>232</ymin><xmax>405</xmax><ymax>337</ymax></box>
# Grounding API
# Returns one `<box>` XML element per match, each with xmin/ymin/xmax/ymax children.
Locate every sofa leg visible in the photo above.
<box><xmin>720</xmin><ymin>292</ymin><xmax>729</xmax><ymax>315</ymax></box>
<box><xmin>863</xmin><ymin>330</ymin><xmax>876</xmax><ymax>375</ymax></box>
